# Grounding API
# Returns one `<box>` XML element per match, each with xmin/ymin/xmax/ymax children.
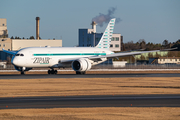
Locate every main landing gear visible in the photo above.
<box><xmin>48</xmin><ymin>69</ymin><xmax>57</xmax><ymax>74</ymax></box>
<box><xmin>21</xmin><ymin>71</ymin><xmax>25</xmax><ymax>75</ymax></box>
<box><xmin>76</xmin><ymin>71</ymin><xmax>86</xmax><ymax>75</ymax></box>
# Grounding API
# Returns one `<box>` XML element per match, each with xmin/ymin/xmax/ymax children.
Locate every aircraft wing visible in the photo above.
<box><xmin>2</xmin><ymin>49</ymin><xmax>17</xmax><ymax>55</ymax></box>
<box><xmin>60</xmin><ymin>48</ymin><xmax>176</xmax><ymax>63</ymax></box>
<box><xmin>88</xmin><ymin>50</ymin><xmax>160</xmax><ymax>60</ymax></box>
<box><xmin>88</xmin><ymin>48</ymin><xmax>176</xmax><ymax>60</ymax></box>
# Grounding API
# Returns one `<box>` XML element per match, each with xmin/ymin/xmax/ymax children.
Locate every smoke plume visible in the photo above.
<box><xmin>92</xmin><ymin>7</ymin><xmax>121</xmax><ymax>27</ymax></box>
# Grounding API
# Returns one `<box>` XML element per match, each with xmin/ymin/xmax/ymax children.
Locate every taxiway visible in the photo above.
<box><xmin>1</xmin><ymin>73</ymin><xmax>180</xmax><ymax>79</ymax></box>
<box><xmin>0</xmin><ymin>95</ymin><xmax>180</xmax><ymax>109</ymax></box>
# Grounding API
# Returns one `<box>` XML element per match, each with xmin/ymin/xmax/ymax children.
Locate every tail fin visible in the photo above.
<box><xmin>96</xmin><ymin>18</ymin><xmax>116</xmax><ymax>49</ymax></box>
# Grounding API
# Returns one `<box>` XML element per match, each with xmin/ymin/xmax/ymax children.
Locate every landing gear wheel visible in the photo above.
<box><xmin>76</xmin><ymin>71</ymin><xmax>86</xmax><ymax>75</ymax></box>
<box><xmin>21</xmin><ymin>71</ymin><xmax>24</xmax><ymax>75</ymax></box>
<box><xmin>54</xmin><ymin>70</ymin><xmax>57</xmax><ymax>74</ymax></box>
<box><xmin>76</xmin><ymin>71</ymin><xmax>80</xmax><ymax>74</ymax></box>
<box><xmin>48</xmin><ymin>69</ymin><xmax>57</xmax><ymax>74</ymax></box>
<box><xmin>48</xmin><ymin>70</ymin><xmax>51</xmax><ymax>74</ymax></box>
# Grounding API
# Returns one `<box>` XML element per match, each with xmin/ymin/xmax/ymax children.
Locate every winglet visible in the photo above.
<box><xmin>96</xmin><ymin>18</ymin><xmax>116</xmax><ymax>49</ymax></box>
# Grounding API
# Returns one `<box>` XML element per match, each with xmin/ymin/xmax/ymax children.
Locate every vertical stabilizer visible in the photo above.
<box><xmin>95</xmin><ymin>18</ymin><xmax>116</xmax><ymax>49</ymax></box>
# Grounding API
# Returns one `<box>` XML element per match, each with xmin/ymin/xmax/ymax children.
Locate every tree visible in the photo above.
<box><xmin>162</xmin><ymin>39</ymin><xmax>169</xmax><ymax>48</ymax></box>
<box><xmin>29</xmin><ymin>36</ymin><xmax>35</xmax><ymax>39</ymax></box>
<box><xmin>171</xmin><ymin>39</ymin><xmax>180</xmax><ymax>50</ymax></box>
<box><xmin>154</xmin><ymin>52</ymin><xmax>161</xmax><ymax>58</ymax></box>
<box><xmin>138</xmin><ymin>39</ymin><xmax>146</xmax><ymax>49</ymax></box>
<box><xmin>147</xmin><ymin>53</ymin><xmax>153</xmax><ymax>58</ymax></box>
<box><xmin>17</xmin><ymin>37</ymin><xmax>21</xmax><ymax>39</ymax></box>
<box><xmin>140</xmin><ymin>54</ymin><xmax>146</xmax><ymax>60</ymax></box>
<box><xmin>11</xmin><ymin>36</ymin><xmax>14</xmax><ymax>39</ymax></box>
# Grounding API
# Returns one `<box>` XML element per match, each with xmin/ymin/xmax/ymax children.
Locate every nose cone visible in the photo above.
<box><xmin>12</xmin><ymin>57</ymin><xmax>20</xmax><ymax>66</ymax></box>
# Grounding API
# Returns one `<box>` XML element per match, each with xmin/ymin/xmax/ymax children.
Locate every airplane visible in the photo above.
<box><xmin>2</xmin><ymin>18</ymin><xmax>176</xmax><ymax>75</ymax></box>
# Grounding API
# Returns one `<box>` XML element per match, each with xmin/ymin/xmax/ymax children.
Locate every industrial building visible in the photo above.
<box><xmin>0</xmin><ymin>17</ymin><xmax>62</xmax><ymax>61</ymax></box>
<box><xmin>79</xmin><ymin>21</ymin><xmax>123</xmax><ymax>51</ymax></box>
<box><xmin>0</xmin><ymin>19</ymin><xmax>8</xmax><ymax>38</ymax></box>
<box><xmin>149</xmin><ymin>57</ymin><xmax>180</xmax><ymax>64</ymax></box>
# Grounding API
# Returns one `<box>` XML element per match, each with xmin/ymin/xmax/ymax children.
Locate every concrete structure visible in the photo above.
<box><xmin>0</xmin><ymin>17</ymin><xmax>63</xmax><ymax>61</ymax></box>
<box><xmin>0</xmin><ymin>39</ymin><xmax>62</xmax><ymax>60</ymax></box>
<box><xmin>149</xmin><ymin>57</ymin><xmax>180</xmax><ymax>64</ymax></box>
<box><xmin>0</xmin><ymin>38</ymin><xmax>12</xmax><ymax>50</ymax></box>
<box><xmin>0</xmin><ymin>19</ymin><xmax>8</xmax><ymax>38</ymax></box>
<box><xmin>91</xmin><ymin>21</ymin><xmax>97</xmax><ymax>33</ymax></box>
<box><xmin>79</xmin><ymin>21</ymin><xmax>122</xmax><ymax>51</ymax></box>
<box><xmin>12</xmin><ymin>39</ymin><xmax>62</xmax><ymax>51</ymax></box>
<box><xmin>36</xmin><ymin>17</ymin><xmax>40</xmax><ymax>40</ymax></box>
<box><xmin>0</xmin><ymin>62</ymin><xmax>6</xmax><ymax>68</ymax></box>
<box><xmin>113</xmin><ymin>61</ymin><xmax>127</xmax><ymax>67</ymax></box>
<box><xmin>110</xmin><ymin>34</ymin><xmax>122</xmax><ymax>51</ymax></box>
<box><xmin>158</xmin><ymin>57</ymin><xmax>180</xmax><ymax>64</ymax></box>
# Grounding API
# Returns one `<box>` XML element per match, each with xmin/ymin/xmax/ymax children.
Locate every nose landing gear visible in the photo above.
<box><xmin>48</xmin><ymin>69</ymin><xmax>57</xmax><ymax>74</ymax></box>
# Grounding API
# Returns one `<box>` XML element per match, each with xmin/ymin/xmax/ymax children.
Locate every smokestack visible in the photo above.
<box><xmin>91</xmin><ymin>21</ymin><xmax>97</xmax><ymax>33</ymax></box>
<box><xmin>36</xmin><ymin>17</ymin><xmax>40</xmax><ymax>40</ymax></box>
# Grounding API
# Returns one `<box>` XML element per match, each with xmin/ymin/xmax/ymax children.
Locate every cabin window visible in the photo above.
<box><xmin>115</xmin><ymin>44</ymin><xmax>119</xmax><ymax>47</ymax></box>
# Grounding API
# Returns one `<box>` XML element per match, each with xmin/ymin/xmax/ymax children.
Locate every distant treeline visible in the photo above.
<box><xmin>10</xmin><ymin>36</ymin><xmax>40</xmax><ymax>39</ymax></box>
<box><xmin>114</xmin><ymin>39</ymin><xmax>180</xmax><ymax>62</ymax></box>
<box><xmin>122</xmin><ymin>39</ymin><xmax>180</xmax><ymax>51</ymax></box>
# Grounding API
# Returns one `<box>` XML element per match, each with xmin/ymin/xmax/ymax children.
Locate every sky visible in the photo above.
<box><xmin>0</xmin><ymin>0</ymin><xmax>180</xmax><ymax>47</ymax></box>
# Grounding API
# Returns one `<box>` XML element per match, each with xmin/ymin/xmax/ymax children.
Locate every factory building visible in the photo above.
<box><xmin>0</xmin><ymin>19</ymin><xmax>8</xmax><ymax>38</ymax></box>
<box><xmin>0</xmin><ymin>17</ymin><xmax>62</xmax><ymax>61</ymax></box>
<box><xmin>0</xmin><ymin>38</ymin><xmax>62</xmax><ymax>60</ymax></box>
<box><xmin>79</xmin><ymin>21</ymin><xmax>123</xmax><ymax>51</ymax></box>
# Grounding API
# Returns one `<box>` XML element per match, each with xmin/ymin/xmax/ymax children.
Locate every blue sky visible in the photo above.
<box><xmin>1</xmin><ymin>0</ymin><xmax>180</xmax><ymax>47</ymax></box>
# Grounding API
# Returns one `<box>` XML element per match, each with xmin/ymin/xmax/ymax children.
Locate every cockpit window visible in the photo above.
<box><xmin>15</xmin><ymin>54</ymin><xmax>24</xmax><ymax>56</ymax></box>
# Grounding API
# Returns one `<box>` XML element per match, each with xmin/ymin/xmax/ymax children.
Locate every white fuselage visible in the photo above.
<box><xmin>12</xmin><ymin>47</ymin><xmax>113</xmax><ymax>68</ymax></box>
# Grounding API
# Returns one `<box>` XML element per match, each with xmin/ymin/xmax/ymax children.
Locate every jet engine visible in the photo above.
<box><xmin>72</xmin><ymin>58</ymin><xmax>92</xmax><ymax>72</ymax></box>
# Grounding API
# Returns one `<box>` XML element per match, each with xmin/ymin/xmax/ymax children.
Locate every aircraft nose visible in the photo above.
<box><xmin>12</xmin><ymin>57</ymin><xmax>19</xmax><ymax>66</ymax></box>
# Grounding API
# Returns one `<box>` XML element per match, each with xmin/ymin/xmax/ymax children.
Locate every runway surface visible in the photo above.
<box><xmin>1</xmin><ymin>73</ymin><xmax>180</xmax><ymax>79</ymax></box>
<box><xmin>0</xmin><ymin>95</ymin><xmax>180</xmax><ymax>109</ymax></box>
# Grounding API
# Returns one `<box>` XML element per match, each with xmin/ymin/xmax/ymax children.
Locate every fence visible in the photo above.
<box><xmin>1</xmin><ymin>63</ymin><xmax>180</xmax><ymax>70</ymax></box>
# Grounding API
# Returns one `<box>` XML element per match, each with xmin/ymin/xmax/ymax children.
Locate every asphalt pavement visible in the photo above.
<box><xmin>1</xmin><ymin>73</ymin><xmax>180</xmax><ymax>79</ymax></box>
<box><xmin>0</xmin><ymin>95</ymin><xmax>180</xmax><ymax>109</ymax></box>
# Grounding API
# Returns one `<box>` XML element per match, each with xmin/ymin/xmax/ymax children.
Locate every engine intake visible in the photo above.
<box><xmin>72</xmin><ymin>58</ymin><xmax>92</xmax><ymax>72</ymax></box>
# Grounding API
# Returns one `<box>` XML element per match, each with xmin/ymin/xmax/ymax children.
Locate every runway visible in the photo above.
<box><xmin>1</xmin><ymin>73</ymin><xmax>180</xmax><ymax>79</ymax></box>
<box><xmin>0</xmin><ymin>95</ymin><xmax>180</xmax><ymax>109</ymax></box>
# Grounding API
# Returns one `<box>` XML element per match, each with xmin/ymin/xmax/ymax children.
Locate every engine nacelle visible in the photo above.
<box><xmin>14</xmin><ymin>66</ymin><xmax>32</xmax><ymax>71</ymax></box>
<box><xmin>72</xmin><ymin>58</ymin><xmax>92</xmax><ymax>72</ymax></box>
